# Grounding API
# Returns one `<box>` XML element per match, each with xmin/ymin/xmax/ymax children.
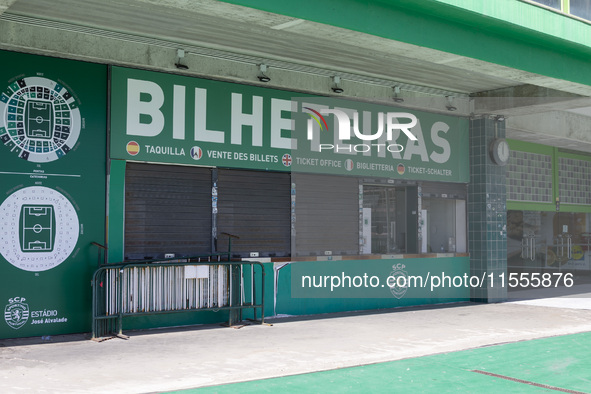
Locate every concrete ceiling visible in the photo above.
<box><xmin>2</xmin><ymin>0</ymin><xmax>591</xmax><ymax>152</ymax></box>
<box><xmin>2</xmin><ymin>0</ymin><xmax>522</xmax><ymax>93</ymax></box>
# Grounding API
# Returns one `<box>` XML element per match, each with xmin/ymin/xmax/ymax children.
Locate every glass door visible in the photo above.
<box><xmin>508</xmin><ymin>210</ymin><xmax>591</xmax><ymax>273</ymax></box>
<box><xmin>507</xmin><ymin>210</ymin><xmax>546</xmax><ymax>272</ymax></box>
<box><xmin>551</xmin><ymin>213</ymin><xmax>590</xmax><ymax>271</ymax></box>
<box><xmin>363</xmin><ymin>186</ymin><xmax>406</xmax><ymax>254</ymax></box>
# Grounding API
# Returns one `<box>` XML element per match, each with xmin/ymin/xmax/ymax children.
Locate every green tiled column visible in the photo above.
<box><xmin>468</xmin><ymin>118</ymin><xmax>508</xmax><ymax>302</ymax></box>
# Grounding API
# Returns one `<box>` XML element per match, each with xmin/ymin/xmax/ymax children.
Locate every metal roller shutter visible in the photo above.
<box><xmin>124</xmin><ymin>163</ymin><xmax>212</xmax><ymax>260</ymax></box>
<box><xmin>217</xmin><ymin>169</ymin><xmax>291</xmax><ymax>258</ymax></box>
<box><xmin>293</xmin><ymin>174</ymin><xmax>359</xmax><ymax>257</ymax></box>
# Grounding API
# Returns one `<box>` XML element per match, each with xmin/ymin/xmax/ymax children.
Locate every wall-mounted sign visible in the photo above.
<box><xmin>110</xmin><ymin>67</ymin><xmax>469</xmax><ymax>182</ymax></box>
<box><xmin>0</xmin><ymin>50</ymin><xmax>107</xmax><ymax>339</ymax></box>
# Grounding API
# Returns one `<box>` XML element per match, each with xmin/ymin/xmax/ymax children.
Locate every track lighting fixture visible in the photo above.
<box><xmin>445</xmin><ymin>96</ymin><xmax>457</xmax><ymax>111</ymax></box>
<box><xmin>257</xmin><ymin>64</ymin><xmax>271</xmax><ymax>82</ymax></box>
<box><xmin>175</xmin><ymin>49</ymin><xmax>188</xmax><ymax>70</ymax></box>
<box><xmin>331</xmin><ymin>76</ymin><xmax>344</xmax><ymax>93</ymax></box>
<box><xmin>393</xmin><ymin>86</ymin><xmax>404</xmax><ymax>103</ymax></box>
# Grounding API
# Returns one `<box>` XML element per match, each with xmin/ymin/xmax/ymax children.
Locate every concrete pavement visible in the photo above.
<box><xmin>1</xmin><ymin>299</ymin><xmax>591</xmax><ymax>393</ymax></box>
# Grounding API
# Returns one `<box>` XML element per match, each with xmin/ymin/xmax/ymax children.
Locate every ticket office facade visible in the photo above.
<box><xmin>1</xmin><ymin>1</ymin><xmax>589</xmax><ymax>339</ymax></box>
<box><xmin>0</xmin><ymin>50</ymin><xmax>474</xmax><ymax>337</ymax></box>
<box><xmin>109</xmin><ymin>66</ymin><xmax>472</xmax><ymax>324</ymax></box>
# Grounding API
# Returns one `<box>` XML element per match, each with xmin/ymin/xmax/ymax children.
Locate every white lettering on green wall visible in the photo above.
<box><xmin>271</xmin><ymin>98</ymin><xmax>295</xmax><ymax>150</ymax></box>
<box><xmin>194</xmin><ymin>88</ymin><xmax>224</xmax><ymax>143</ymax></box>
<box><xmin>430</xmin><ymin>122</ymin><xmax>451</xmax><ymax>164</ymax></box>
<box><xmin>124</xmin><ymin>77</ymin><xmax>454</xmax><ymax>164</ymax></box>
<box><xmin>231</xmin><ymin>93</ymin><xmax>263</xmax><ymax>147</ymax></box>
<box><xmin>127</xmin><ymin>79</ymin><xmax>164</xmax><ymax>137</ymax></box>
<box><xmin>173</xmin><ymin>85</ymin><xmax>185</xmax><ymax>140</ymax></box>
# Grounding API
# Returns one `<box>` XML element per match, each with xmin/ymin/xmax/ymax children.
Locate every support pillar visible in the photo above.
<box><xmin>468</xmin><ymin>117</ymin><xmax>508</xmax><ymax>302</ymax></box>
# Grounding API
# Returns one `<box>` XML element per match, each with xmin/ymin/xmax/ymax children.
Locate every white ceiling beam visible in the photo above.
<box><xmin>473</xmin><ymin>85</ymin><xmax>591</xmax><ymax>116</ymax></box>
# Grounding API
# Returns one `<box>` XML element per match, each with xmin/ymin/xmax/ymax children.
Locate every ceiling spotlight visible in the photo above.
<box><xmin>393</xmin><ymin>86</ymin><xmax>404</xmax><ymax>103</ymax></box>
<box><xmin>331</xmin><ymin>76</ymin><xmax>344</xmax><ymax>93</ymax></box>
<box><xmin>445</xmin><ymin>96</ymin><xmax>457</xmax><ymax>111</ymax></box>
<box><xmin>175</xmin><ymin>49</ymin><xmax>188</xmax><ymax>70</ymax></box>
<box><xmin>257</xmin><ymin>64</ymin><xmax>271</xmax><ymax>82</ymax></box>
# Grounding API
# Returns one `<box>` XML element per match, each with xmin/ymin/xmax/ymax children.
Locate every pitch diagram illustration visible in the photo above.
<box><xmin>0</xmin><ymin>76</ymin><xmax>81</xmax><ymax>162</ymax></box>
<box><xmin>0</xmin><ymin>186</ymin><xmax>79</xmax><ymax>271</ymax></box>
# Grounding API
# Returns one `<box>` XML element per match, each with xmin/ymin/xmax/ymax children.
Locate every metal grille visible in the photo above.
<box><xmin>292</xmin><ymin>174</ymin><xmax>359</xmax><ymax>256</ymax></box>
<box><xmin>217</xmin><ymin>169</ymin><xmax>291</xmax><ymax>257</ymax></box>
<box><xmin>124</xmin><ymin>163</ymin><xmax>212</xmax><ymax>259</ymax></box>
<box><xmin>105</xmin><ymin>264</ymin><xmax>228</xmax><ymax>316</ymax></box>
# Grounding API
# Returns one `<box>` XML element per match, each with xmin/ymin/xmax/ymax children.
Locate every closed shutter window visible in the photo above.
<box><xmin>217</xmin><ymin>169</ymin><xmax>290</xmax><ymax>258</ymax></box>
<box><xmin>293</xmin><ymin>174</ymin><xmax>359</xmax><ymax>256</ymax></box>
<box><xmin>124</xmin><ymin>163</ymin><xmax>212</xmax><ymax>259</ymax></box>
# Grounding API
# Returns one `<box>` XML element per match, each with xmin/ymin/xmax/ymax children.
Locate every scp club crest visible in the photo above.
<box><xmin>4</xmin><ymin>297</ymin><xmax>30</xmax><ymax>330</ymax></box>
<box><xmin>388</xmin><ymin>264</ymin><xmax>409</xmax><ymax>299</ymax></box>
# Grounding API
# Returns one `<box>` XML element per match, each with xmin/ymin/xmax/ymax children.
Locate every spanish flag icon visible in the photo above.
<box><xmin>126</xmin><ymin>141</ymin><xmax>140</xmax><ymax>156</ymax></box>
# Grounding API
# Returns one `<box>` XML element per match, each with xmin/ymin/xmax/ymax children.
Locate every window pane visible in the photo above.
<box><xmin>530</xmin><ymin>0</ymin><xmax>561</xmax><ymax>10</ymax></box>
<box><xmin>422</xmin><ymin>198</ymin><xmax>458</xmax><ymax>253</ymax></box>
<box><xmin>363</xmin><ymin>186</ymin><xmax>406</xmax><ymax>254</ymax></box>
<box><xmin>570</xmin><ymin>0</ymin><xmax>591</xmax><ymax>20</ymax></box>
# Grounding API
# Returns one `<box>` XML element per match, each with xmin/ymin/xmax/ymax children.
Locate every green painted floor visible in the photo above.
<box><xmin>170</xmin><ymin>332</ymin><xmax>591</xmax><ymax>393</ymax></box>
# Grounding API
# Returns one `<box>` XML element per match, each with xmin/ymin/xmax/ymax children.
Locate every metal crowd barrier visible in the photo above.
<box><xmin>91</xmin><ymin>252</ymin><xmax>265</xmax><ymax>340</ymax></box>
